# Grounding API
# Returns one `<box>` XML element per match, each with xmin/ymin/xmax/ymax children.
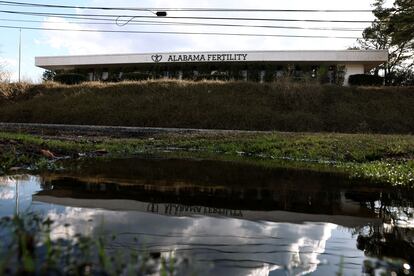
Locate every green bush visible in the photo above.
<box><xmin>54</xmin><ymin>73</ymin><xmax>86</xmax><ymax>85</ymax></box>
<box><xmin>121</xmin><ymin>72</ymin><xmax>152</xmax><ymax>81</ymax></box>
<box><xmin>42</xmin><ymin>70</ymin><xmax>56</xmax><ymax>82</ymax></box>
<box><xmin>349</xmin><ymin>74</ymin><xmax>384</xmax><ymax>86</ymax></box>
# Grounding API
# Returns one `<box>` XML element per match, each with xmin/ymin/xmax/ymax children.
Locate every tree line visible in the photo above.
<box><xmin>356</xmin><ymin>0</ymin><xmax>414</xmax><ymax>85</ymax></box>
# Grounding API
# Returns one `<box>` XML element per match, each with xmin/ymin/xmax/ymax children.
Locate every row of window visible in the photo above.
<box><xmin>81</xmin><ymin>65</ymin><xmax>341</xmax><ymax>83</ymax></box>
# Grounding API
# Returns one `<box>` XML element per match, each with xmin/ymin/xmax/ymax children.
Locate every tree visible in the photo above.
<box><xmin>0</xmin><ymin>60</ymin><xmax>11</xmax><ymax>83</ymax></box>
<box><xmin>357</xmin><ymin>0</ymin><xmax>414</xmax><ymax>85</ymax></box>
<box><xmin>42</xmin><ymin>70</ymin><xmax>56</xmax><ymax>82</ymax></box>
<box><xmin>388</xmin><ymin>67</ymin><xmax>414</xmax><ymax>86</ymax></box>
<box><xmin>386</xmin><ymin>0</ymin><xmax>414</xmax><ymax>46</ymax></box>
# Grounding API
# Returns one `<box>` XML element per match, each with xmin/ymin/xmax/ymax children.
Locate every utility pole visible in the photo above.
<box><xmin>18</xmin><ymin>28</ymin><xmax>21</xmax><ymax>82</ymax></box>
<box><xmin>15</xmin><ymin>178</ymin><xmax>19</xmax><ymax>215</ymax></box>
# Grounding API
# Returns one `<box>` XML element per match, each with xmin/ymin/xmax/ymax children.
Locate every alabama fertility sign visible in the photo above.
<box><xmin>151</xmin><ymin>53</ymin><xmax>249</xmax><ymax>63</ymax></box>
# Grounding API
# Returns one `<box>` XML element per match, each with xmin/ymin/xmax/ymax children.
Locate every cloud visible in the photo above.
<box><xmin>40</xmin><ymin>17</ymin><xmax>135</xmax><ymax>54</ymax></box>
<box><xmin>0</xmin><ymin>57</ymin><xmax>17</xmax><ymax>67</ymax></box>
<box><xmin>37</xmin><ymin>0</ymin><xmax>375</xmax><ymax>55</ymax></box>
<box><xmin>1</xmin><ymin>56</ymin><xmax>40</xmax><ymax>82</ymax></box>
<box><xmin>42</xmin><ymin>205</ymin><xmax>337</xmax><ymax>275</ymax></box>
<box><xmin>0</xmin><ymin>190</ymin><xmax>15</xmax><ymax>200</ymax></box>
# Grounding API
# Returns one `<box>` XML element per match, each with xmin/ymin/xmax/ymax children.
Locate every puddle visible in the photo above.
<box><xmin>1</xmin><ymin>156</ymin><xmax>413</xmax><ymax>275</ymax></box>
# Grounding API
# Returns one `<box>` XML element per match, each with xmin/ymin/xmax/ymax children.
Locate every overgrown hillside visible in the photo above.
<box><xmin>0</xmin><ymin>81</ymin><xmax>413</xmax><ymax>133</ymax></box>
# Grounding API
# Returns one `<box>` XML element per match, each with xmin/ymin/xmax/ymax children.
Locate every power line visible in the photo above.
<box><xmin>0</xmin><ymin>18</ymin><xmax>365</xmax><ymax>32</ymax></box>
<box><xmin>0</xmin><ymin>9</ymin><xmax>377</xmax><ymax>23</ymax></box>
<box><xmin>0</xmin><ymin>25</ymin><xmax>361</xmax><ymax>39</ymax></box>
<box><xmin>0</xmin><ymin>12</ymin><xmax>371</xmax><ymax>30</ymax></box>
<box><xmin>0</xmin><ymin>1</ymin><xmax>375</xmax><ymax>13</ymax></box>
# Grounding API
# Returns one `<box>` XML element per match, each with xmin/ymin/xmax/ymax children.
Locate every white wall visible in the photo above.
<box><xmin>343</xmin><ymin>64</ymin><xmax>364</xmax><ymax>86</ymax></box>
<box><xmin>35</xmin><ymin>50</ymin><xmax>388</xmax><ymax>70</ymax></box>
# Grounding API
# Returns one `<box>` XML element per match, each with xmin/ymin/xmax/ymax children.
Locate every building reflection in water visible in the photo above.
<box><xmin>1</xmin><ymin>156</ymin><xmax>413</xmax><ymax>275</ymax></box>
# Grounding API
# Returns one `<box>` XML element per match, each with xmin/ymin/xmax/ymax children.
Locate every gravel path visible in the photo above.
<box><xmin>0</xmin><ymin>122</ymin><xmax>268</xmax><ymax>138</ymax></box>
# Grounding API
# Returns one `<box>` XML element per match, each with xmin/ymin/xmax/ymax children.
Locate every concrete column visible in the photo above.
<box><xmin>193</xmin><ymin>70</ymin><xmax>199</xmax><ymax>80</ymax></box>
<box><xmin>344</xmin><ymin>64</ymin><xmax>364</xmax><ymax>86</ymax></box>
<box><xmin>241</xmin><ymin>70</ymin><xmax>248</xmax><ymax>81</ymax></box>
<box><xmin>259</xmin><ymin>70</ymin><xmax>266</xmax><ymax>83</ymax></box>
<box><xmin>102</xmin><ymin>71</ymin><xmax>109</xmax><ymax>81</ymax></box>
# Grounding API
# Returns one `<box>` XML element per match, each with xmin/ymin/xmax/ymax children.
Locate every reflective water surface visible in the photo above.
<box><xmin>1</xmin><ymin>157</ymin><xmax>413</xmax><ymax>275</ymax></box>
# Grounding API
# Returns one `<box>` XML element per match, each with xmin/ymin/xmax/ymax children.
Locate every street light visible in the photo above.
<box><xmin>155</xmin><ymin>11</ymin><xmax>167</xmax><ymax>17</ymax></box>
<box><xmin>18</xmin><ymin>28</ymin><xmax>21</xmax><ymax>83</ymax></box>
<box><xmin>116</xmin><ymin>10</ymin><xmax>167</xmax><ymax>26</ymax></box>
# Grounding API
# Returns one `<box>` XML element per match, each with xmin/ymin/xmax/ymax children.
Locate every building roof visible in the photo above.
<box><xmin>35</xmin><ymin>49</ymin><xmax>388</xmax><ymax>70</ymax></box>
<box><xmin>33</xmin><ymin>195</ymin><xmax>380</xmax><ymax>228</ymax></box>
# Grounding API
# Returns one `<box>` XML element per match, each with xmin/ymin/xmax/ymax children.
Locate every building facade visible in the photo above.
<box><xmin>35</xmin><ymin>50</ymin><xmax>388</xmax><ymax>86</ymax></box>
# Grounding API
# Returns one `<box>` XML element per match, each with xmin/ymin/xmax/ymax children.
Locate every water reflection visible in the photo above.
<box><xmin>1</xmin><ymin>157</ymin><xmax>413</xmax><ymax>275</ymax></box>
<box><xmin>0</xmin><ymin>175</ymin><xmax>40</xmax><ymax>216</ymax></box>
<box><xmin>40</xmin><ymin>207</ymin><xmax>339</xmax><ymax>275</ymax></box>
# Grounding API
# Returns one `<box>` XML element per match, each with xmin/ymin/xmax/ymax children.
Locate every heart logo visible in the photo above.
<box><xmin>151</xmin><ymin>54</ymin><xmax>162</xmax><ymax>63</ymax></box>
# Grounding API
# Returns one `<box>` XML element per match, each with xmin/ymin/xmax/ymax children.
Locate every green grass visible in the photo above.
<box><xmin>154</xmin><ymin>132</ymin><xmax>414</xmax><ymax>162</ymax></box>
<box><xmin>346</xmin><ymin>161</ymin><xmax>414</xmax><ymax>186</ymax></box>
<box><xmin>1</xmin><ymin>81</ymin><xmax>414</xmax><ymax>133</ymax></box>
<box><xmin>1</xmin><ymin>131</ymin><xmax>414</xmax><ymax>186</ymax></box>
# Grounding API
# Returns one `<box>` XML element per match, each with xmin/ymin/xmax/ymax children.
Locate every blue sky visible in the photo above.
<box><xmin>0</xmin><ymin>0</ymin><xmax>85</xmax><ymax>81</ymax></box>
<box><xmin>0</xmin><ymin>0</ymin><xmax>377</xmax><ymax>82</ymax></box>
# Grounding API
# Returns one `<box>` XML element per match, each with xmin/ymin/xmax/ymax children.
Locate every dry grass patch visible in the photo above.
<box><xmin>0</xmin><ymin>81</ymin><xmax>413</xmax><ymax>133</ymax></box>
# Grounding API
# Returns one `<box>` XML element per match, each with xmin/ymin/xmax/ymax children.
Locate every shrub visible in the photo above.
<box><xmin>195</xmin><ymin>74</ymin><xmax>228</xmax><ymax>81</ymax></box>
<box><xmin>121</xmin><ymin>72</ymin><xmax>152</xmax><ymax>81</ymax></box>
<box><xmin>388</xmin><ymin>69</ymin><xmax>414</xmax><ymax>86</ymax></box>
<box><xmin>42</xmin><ymin>70</ymin><xmax>56</xmax><ymax>82</ymax></box>
<box><xmin>54</xmin><ymin>73</ymin><xmax>86</xmax><ymax>85</ymax></box>
<box><xmin>349</xmin><ymin>74</ymin><xmax>384</xmax><ymax>86</ymax></box>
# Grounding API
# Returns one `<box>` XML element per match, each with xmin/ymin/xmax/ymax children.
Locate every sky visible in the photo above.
<box><xmin>0</xmin><ymin>0</ymin><xmax>378</xmax><ymax>82</ymax></box>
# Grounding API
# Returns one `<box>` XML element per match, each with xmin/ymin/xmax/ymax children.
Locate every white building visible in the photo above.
<box><xmin>35</xmin><ymin>50</ymin><xmax>388</xmax><ymax>86</ymax></box>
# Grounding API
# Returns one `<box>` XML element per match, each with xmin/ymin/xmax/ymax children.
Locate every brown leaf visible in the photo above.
<box><xmin>94</xmin><ymin>149</ymin><xmax>108</xmax><ymax>155</ymax></box>
<box><xmin>40</xmin><ymin>149</ymin><xmax>56</xmax><ymax>159</ymax></box>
